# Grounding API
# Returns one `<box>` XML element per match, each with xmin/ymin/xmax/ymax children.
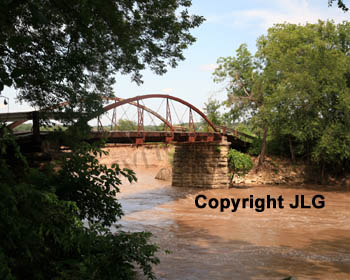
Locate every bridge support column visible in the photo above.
<box><xmin>172</xmin><ymin>137</ymin><xmax>230</xmax><ymax>189</ymax></box>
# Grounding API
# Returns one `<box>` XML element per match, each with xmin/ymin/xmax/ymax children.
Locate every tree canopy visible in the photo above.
<box><xmin>202</xmin><ymin>98</ymin><xmax>223</xmax><ymax>126</ymax></box>
<box><xmin>214</xmin><ymin>20</ymin><xmax>350</xmax><ymax>175</ymax></box>
<box><xmin>116</xmin><ymin>119</ymin><xmax>137</xmax><ymax>131</ymax></box>
<box><xmin>0</xmin><ymin>0</ymin><xmax>204</xmax><ymax>113</ymax></box>
<box><xmin>0</xmin><ymin>1</ymin><xmax>204</xmax><ymax>279</ymax></box>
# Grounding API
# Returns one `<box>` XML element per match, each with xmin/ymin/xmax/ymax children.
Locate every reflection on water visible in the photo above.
<box><xmin>116</xmin><ymin>168</ymin><xmax>350</xmax><ymax>280</ymax></box>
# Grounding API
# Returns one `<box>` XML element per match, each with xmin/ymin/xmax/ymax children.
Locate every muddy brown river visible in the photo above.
<box><xmin>116</xmin><ymin>167</ymin><xmax>350</xmax><ymax>280</ymax></box>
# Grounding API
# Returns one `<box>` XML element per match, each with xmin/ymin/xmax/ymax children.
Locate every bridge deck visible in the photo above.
<box><xmin>89</xmin><ymin>131</ymin><xmax>222</xmax><ymax>144</ymax></box>
<box><xmin>14</xmin><ymin>130</ymin><xmax>251</xmax><ymax>153</ymax></box>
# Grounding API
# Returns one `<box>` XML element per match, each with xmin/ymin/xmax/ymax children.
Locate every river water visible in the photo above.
<box><xmin>116</xmin><ymin>167</ymin><xmax>350</xmax><ymax>280</ymax></box>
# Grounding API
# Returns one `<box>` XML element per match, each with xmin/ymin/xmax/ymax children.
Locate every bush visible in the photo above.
<box><xmin>227</xmin><ymin>148</ymin><xmax>253</xmax><ymax>177</ymax></box>
<box><xmin>0</xmin><ymin>127</ymin><xmax>159</xmax><ymax>279</ymax></box>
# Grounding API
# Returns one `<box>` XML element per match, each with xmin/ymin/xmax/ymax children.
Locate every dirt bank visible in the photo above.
<box><xmin>98</xmin><ymin>144</ymin><xmax>174</xmax><ymax>169</ymax></box>
<box><xmin>233</xmin><ymin>156</ymin><xmax>350</xmax><ymax>187</ymax></box>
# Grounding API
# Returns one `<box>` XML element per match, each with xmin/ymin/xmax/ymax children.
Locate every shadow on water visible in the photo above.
<box><xmin>119</xmin><ymin>185</ymin><xmax>207</xmax><ymax>216</ymax></box>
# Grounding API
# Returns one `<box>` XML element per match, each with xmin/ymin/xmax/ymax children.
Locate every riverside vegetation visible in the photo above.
<box><xmin>207</xmin><ymin>20</ymin><xmax>350</xmax><ymax>184</ymax></box>
<box><xmin>0</xmin><ymin>0</ymin><xmax>204</xmax><ymax>279</ymax></box>
<box><xmin>0</xmin><ymin>126</ymin><xmax>160</xmax><ymax>279</ymax></box>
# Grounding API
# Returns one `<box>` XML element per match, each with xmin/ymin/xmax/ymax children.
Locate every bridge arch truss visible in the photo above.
<box><xmin>6</xmin><ymin>94</ymin><xmax>224</xmax><ymax>144</ymax></box>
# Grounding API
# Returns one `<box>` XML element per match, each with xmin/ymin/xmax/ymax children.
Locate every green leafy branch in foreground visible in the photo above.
<box><xmin>56</xmin><ymin>141</ymin><xmax>137</xmax><ymax>227</ymax></box>
<box><xmin>0</xmin><ymin>127</ymin><xmax>159</xmax><ymax>279</ymax></box>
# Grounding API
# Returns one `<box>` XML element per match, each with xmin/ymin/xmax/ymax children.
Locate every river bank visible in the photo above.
<box><xmin>97</xmin><ymin>144</ymin><xmax>350</xmax><ymax>188</ymax></box>
<box><xmin>232</xmin><ymin>156</ymin><xmax>350</xmax><ymax>188</ymax></box>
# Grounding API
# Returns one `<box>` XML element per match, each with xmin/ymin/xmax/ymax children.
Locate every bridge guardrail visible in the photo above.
<box><xmin>217</xmin><ymin>125</ymin><xmax>256</xmax><ymax>141</ymax></box>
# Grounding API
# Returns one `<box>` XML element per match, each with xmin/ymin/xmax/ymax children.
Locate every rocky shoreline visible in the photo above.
<box><xmin>232</xmin><ymin>156</ymin><xmax>350</xmax><ymax>187</ymax></box>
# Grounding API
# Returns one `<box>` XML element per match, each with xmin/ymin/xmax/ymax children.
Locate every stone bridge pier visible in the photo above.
<box><xmin>172</xmin><ymin>137</ymin><xmax>230</xmax><ymax>189</ymax></box>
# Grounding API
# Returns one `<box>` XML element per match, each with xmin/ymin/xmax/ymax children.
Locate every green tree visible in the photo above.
<box><xmin>202</xmin><ymin>97</ymin><xmax>223</xmax><ymax>127</ymax></box>
<box><xmin>214</xmin><ymin>20</ymin><xmax>350</xmax><ymax>180</ymax></box>
<box><xmin>116</xmin><ymin>119</ymin><xmax>138</xmax><ymax>131</ymax></box>
<box><xmin>0</xmin><ymin>127</ymin><xmax>159</xmax><ymax>279</ymax></box>
<box><xmin>258</xmin><ymin>21</ymin><xmax>350</xmax><ymax>176</ymax></box>
<box><xmin>213</xmin><ymin>44</ymin><xmax>270</xmax><ymax>167</ymax></box>
<box><xmin>0</xmin><ymin>0</ymin><xmax>204</xmax><ymax>116</ymax></box>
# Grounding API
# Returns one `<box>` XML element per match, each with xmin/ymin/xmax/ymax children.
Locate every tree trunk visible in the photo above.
<box><xmin>289</xmin><ymin>136</ymin><xmax>295</xmax><ymax>163</ymax></box>
<box><xmin>321</xmin><ymin>162</ymin><xmax>326</xmax><ymax>185</ymax></box>
<box><xmin>257</xmin><ymin>126</ymin><xmax>268</xmax><ymax>168</ymax></box>
<box><xmin>229</xmin><ymin>172</ymin><xmax>234</xmax><ymax>186</ymax></box>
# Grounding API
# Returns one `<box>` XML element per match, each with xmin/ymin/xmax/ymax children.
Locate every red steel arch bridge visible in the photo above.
<box><xmin>1</xmin><ymin>94</ymin><xmax>254</xmax><ymax>147</ymax></box>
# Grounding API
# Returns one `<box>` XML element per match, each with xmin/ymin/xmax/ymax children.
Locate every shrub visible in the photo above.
<box><xmin>227</xmin><ymin>148</ymin><xmax>253</xmax><ymax>177</ymax></box>
<box><xmin>0</xmin><ymin>127</ymin><xmax>159</xmax><ymax>279</ymax></box>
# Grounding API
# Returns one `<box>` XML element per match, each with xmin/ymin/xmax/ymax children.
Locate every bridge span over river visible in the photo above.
<box><xmin>1</xmin><ymin>94</ymin><xmax>254</xmax><ymax>188</ymax></box>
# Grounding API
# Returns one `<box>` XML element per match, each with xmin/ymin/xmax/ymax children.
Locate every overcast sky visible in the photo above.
<box><xmin>2</xmin><ymin>0</ymin><xmax>349</xmax><ymax>116</ymax></box>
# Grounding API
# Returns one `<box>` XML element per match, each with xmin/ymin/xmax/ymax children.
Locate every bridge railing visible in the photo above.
<box><xmin>216</xmin><ymin>125</ymin><xmax>256</xmax><ymax>142</ymax></box>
